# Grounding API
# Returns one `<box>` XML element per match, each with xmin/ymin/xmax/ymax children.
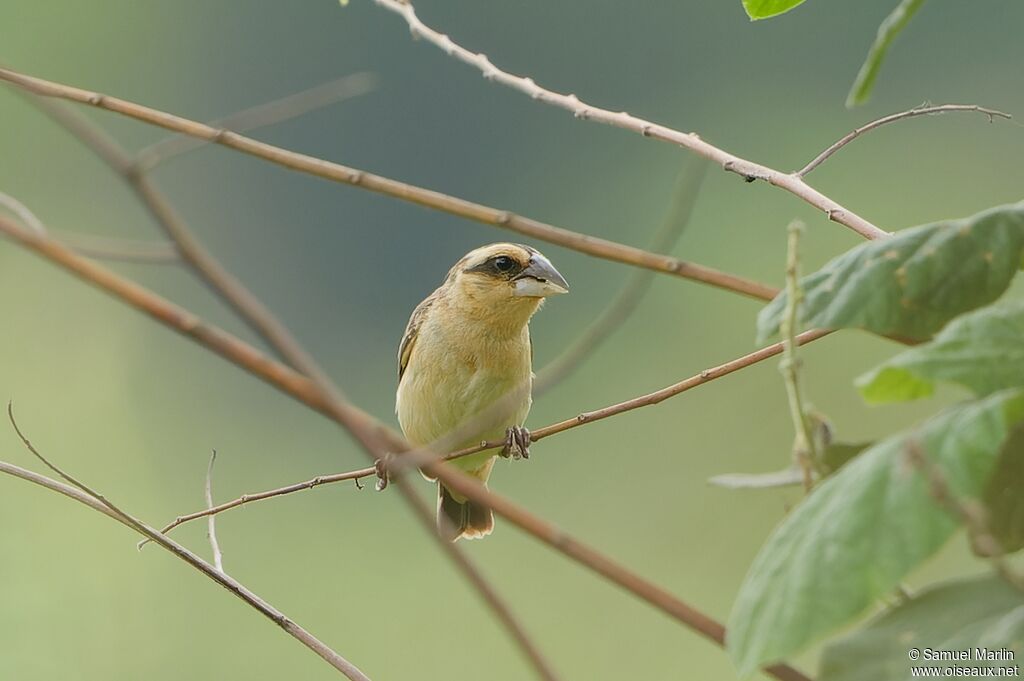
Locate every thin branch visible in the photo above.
<box><xmin>797</xmin><ymin>104</ymin><xmax>1011</xmax><ymax>177</ymax></box>
<box><xmin>3</xmin><ymin>405</ymin><xmax>371</xmax><ymax>681</ymax></box>
<box><xmin>779</xmin><ymin>221</ymin><xmax>819</xmax><ymax>491</ymax></box>
<box><xmin>162</xmin><ymin>325</ymin><xmax>833</xmax><ymax>530</ymax></box>
<box><xmin>0</xmin><ymin>65</ymin><xmax>778</xmax><ymax>302</ymax></box>
<box><xmin>19</xmin><ymin>93</ymin><xmax>321</xmax><ymax>374</ymax></box>
<box><xmin>205</xmin><ymin>450</ymin><xmax>225</xmax><ymax>573</ymax></box>
<box><xmin>534</xmin><ymin>160</ymin><xmax>707</xmax><ymax>395</ymax></box>
<box><xmin>137</xmin><ymin>72</ymin><xmax>378</xmax><ymax>170</ymax></box>
<box><xmin>0</xmin><ymin>191</ymin><xmax>46</xmax><ymax>235</ymax></box>
<box><xmin>904</xmin><ymin>441</ymin><xmax>1024</xmax><ymax>592</ymax></box>
<box><xmin>0</xmin><ymin>211</ymin><xmax>816</xmax><ymax>681</ymax></box>
<box><xmin>54</xmin><ymin>232</ymin><xmax>180</xmax><ymax>264</ymax></box>
<box><xmin>370</xmin><ymin>0</ymin><xmax>888</xmax><ymax>241</ymax></box>
<box><xmin>1</xmin><ymin>190</ymin><xmax>180</xmax><ymax>264</ymax></box>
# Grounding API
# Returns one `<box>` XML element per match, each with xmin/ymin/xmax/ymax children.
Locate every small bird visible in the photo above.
<box><xmin>396</xmin><ymin>243</ymin><xmax>569</xmax><ymax>541</ymax></box>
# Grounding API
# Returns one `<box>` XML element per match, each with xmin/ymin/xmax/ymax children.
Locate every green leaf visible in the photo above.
<box><xmin>742</xmin><ymin>0</ymin><xmax>809</xmax><ymax>20</ymax></box>
<box><xmin>820</xmin><ymin>575</ymin><xmax>1024</xmax><ymax>681</ymax></box>
<box><xmin>846</xmin><ymin>0</ymin><xmax>928</xmax><ymax>107</ymax></box>
<box><xmin>726</xmin><ymin>389</ymin><xmax>1024</xmax><ymax>676</ymax></box>
<box><xmin>858</xmin><ymin>302</ymin><xmax>1024</xmax><ymax>404</ymax></box>
<box><xmin>756</xmin><ymin>202</ymin><xmax>1024</xmax><ymax>344</ymax></box>
<box><xmin>984</xmin><ymin>424</ymin><xmax>1024</xmax><ymax>554</ymax></box>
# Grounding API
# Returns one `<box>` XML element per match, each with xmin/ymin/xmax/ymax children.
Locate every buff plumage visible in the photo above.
<box><xmin>396</xmin><ymin>243</ymin><xmax>568</xmax><ymax>541</ymax></box>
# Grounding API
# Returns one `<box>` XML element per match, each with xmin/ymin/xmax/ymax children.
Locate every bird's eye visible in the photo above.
<box><xmin>493</xmin><ymin>256</ymin><xmax>515</xmax><ymax>272</ymax></box>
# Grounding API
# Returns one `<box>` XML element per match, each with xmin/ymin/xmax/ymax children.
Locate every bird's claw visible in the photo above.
<box><xmin>500</xmin><ymin>426</ymin><xmax>531</xmax><ymax>460</ymax></box>
<box><xmin>374</xmin><ymin>453</ymin><xmax>394</xmax><ymax>491</ymax></box>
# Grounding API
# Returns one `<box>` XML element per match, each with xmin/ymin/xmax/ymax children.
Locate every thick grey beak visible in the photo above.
<box><xmin>512</xmin><ymin>254</ymin><xmax>569</xmax><ymax>298</ymax></box>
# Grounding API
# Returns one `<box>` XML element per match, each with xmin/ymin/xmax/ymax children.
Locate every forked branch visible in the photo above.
<box><xmin>371</xmin><ymin>0</ymin><xmax>887</xmax><ymax>241</ymax></box>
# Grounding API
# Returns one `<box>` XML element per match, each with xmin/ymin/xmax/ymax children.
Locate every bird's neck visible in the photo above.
<box><xmin>445</xmin><ymin>292</ymin><xmax>541</xmax><ymax>340</ymax></box>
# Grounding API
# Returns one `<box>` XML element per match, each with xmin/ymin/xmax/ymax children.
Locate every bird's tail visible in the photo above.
<box><xmin>437</xmin><ymin>482</ymin><xmax>494</xmax><ymax>542</ymax></box>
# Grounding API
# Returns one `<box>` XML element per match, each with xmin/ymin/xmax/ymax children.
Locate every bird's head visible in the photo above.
<box><xmin>444</xmin><ymin>243</ymin><xmax>569</xmax><ymax>327</ymax></box>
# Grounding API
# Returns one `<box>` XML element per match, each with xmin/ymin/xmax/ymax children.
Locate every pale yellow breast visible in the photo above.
<box><xmin>396</xmin><ymin>313</ymin><xmax>533</xmax><ymax>455</ymax></box>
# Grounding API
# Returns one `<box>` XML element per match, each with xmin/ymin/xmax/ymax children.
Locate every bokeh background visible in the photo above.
<box><xmin>2</xmin><ymin>1</ymin><xmax>1023</xmax><ymax>679</ymax></box>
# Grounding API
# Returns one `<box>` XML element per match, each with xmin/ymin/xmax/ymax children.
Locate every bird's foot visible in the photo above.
<box><xmin>500</xmin><ymin>426</ymin><xmax>531</xmax><ymax>460</ymax></box>
<box><xmin>374</xmin><ymin>453</ymin><xmax>394</xmax><ymax>491</ymax></box>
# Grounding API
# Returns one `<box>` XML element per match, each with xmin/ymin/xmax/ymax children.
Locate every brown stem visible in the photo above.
<box><xmin>0</xmin><ymin>66</ymin><xmax>777</xmax><ymax>302</ymax></box>
<box><xmin>371</xmin><ymin>0</ymin><xmax>887</xmax><ymax>241</ymax></box>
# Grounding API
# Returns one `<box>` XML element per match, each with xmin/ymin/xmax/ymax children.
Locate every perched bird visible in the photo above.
<box><xmin>396</xmin><ymin>243</ymin><xmax>569</xmax><ymax>541</ymax></box>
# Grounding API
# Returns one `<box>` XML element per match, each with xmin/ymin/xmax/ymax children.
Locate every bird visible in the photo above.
<box><xmin>396</xmin><ymin>243</ymin><xmax>569</xmax><ymax>541</ymax></box>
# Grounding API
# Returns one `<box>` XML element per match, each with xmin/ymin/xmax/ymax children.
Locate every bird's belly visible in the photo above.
<box><xmin>396</xmin><ymin>347</ymin><xmax>531</xmax><ymax>454</ymax></box>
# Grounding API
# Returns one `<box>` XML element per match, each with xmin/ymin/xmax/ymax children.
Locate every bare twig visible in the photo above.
<box><xmin>160</xmin><ymin>326</ymin><xmax>831</xmax><ymax>533</ymax></box>
<box><xmin>3</xmin><ymin>405</ymin><xmax>371</xmax><ymax>681</ymax></box>
<box><xmin>0</xmin><ymin>211</ymin><xmax>815</xmax><ymax>681</ymax></box>
<box><xmin>0</xmin><ymin>191</ymin><xmax>46</xmax><ymax>235</ymax></box>
<box><xmin>779</xmin><ymin>221</ymin><xmax>819</xmax><ymax>491</ymax></box>
<box><xmin>905</xmin><ymin>441</ymin><xmax>1024</xmax><ymax>592</ymax></box>
<box><xmin>797</xmin><ymin>104</ymin><xmax>1011</xmax><ymax>177</ymax></box>
<box><xmin>370</xmin><ymin>0</ymin><xmax>888</xmax><ymax>241</ymax></box>
<box><xmin>534</xmin><ymin>161</ymin><xmax>707</xmax><ymax>394</ymax></box>
<box><xmin>0</xmin><ymin>65</ymin><xmax>779</xmax><ymax>302</ymax></box>
<box><xmin>137</xmin><ymin>72</ymin><xmax>378</xmax><ymax>169</ymax></box>
<box><xmin>205</xmin><ymin>450</ymin><xmax>225</xmax><ymax>573</ymax></box>
<box><xmin>19</xmin><ymin>94</ymin><xmax>330</xmax><ymax>374</ymax></box>
<box><xmin>1</xmin><ymin>190</ymin><xmax>179</xmax><ymax>263</ymax></box>
<box><xmin>54</xmin><ymin>232</ymin><xmax>180</xmax><ymax>263</ymax></box>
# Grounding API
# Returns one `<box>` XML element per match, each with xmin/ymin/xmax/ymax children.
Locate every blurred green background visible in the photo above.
<box><xmin>1</xmin><ymin>1</ymin><xmax>1022</xmax><ymax>679</ymax></box>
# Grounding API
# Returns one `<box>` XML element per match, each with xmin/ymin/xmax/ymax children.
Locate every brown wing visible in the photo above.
<box><xmin>398</xmin><ymin>288</ymin><xmax>440</xmax><ymax>383</ymax></box>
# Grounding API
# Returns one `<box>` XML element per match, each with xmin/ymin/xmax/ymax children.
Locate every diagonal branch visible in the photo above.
<box><xmin>20</xmin><ymin>93</ymin><xmax>320</xmax><ymax>373</ymax></box>
<box><xmin>3</xmin><ymin>406</ymin><xmax>372</xmax><ymax>681</ymax></box>
<box><xmin>137</xmin><ymin>72</ymin><xmax>378</xmax><ymax>170</ymax></box>
<box><xmin>1</xmin><ymin>189</ymin><xmax>179</xmax><ymax>264</ymax></box>
<box><xmin>0</xmin><ymin>65</ymin><xmax>778</xmax><ymax>302</ymax></box>
<box><xmin>371</xmin><ymin>0</ymin><xmax>888</xmax><ymax>241</ymax></box>
<box><xmin>0</xmin><ymin>209</ymin><xmax>814</xmax><ymax>681</ymax></box>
